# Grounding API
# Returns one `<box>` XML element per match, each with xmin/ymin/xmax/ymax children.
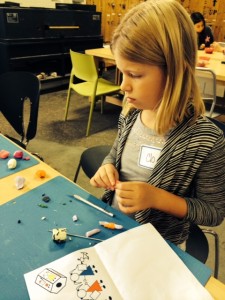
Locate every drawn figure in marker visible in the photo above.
<box><xmin>35</xmin><ymin>268</ymin><xmax>67</xmax><ymax>294</ymax></box>
<box><xmin>70</xmin><ymin>252</ymin><xmax>106</xmax><ymax>300</ymax></box>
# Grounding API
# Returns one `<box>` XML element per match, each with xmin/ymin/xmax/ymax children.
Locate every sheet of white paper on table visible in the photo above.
<box><xmin>24</xmin><ymin>223</ymin><xmax>213</xmax><ymax>300</ymax></box>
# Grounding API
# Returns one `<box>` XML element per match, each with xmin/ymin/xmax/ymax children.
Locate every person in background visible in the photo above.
<box><xmin>190</xmin><ymin>12</ymin><xmax>214</xmax><ymax>49</ymax></box>
<box><xmin>190</xmin><ymin>11</ymin><xmax>224</xmax><ymax>52</ymax></box>
<box><xmin>90</xmin><ymin>0</ymin><xmax>225</xmax><ymax>246</ymax></box>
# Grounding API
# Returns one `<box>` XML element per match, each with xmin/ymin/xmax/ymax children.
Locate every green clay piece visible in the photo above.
<box><xmin>38</xmin><ymin>203</ymin><xmax>48</xmax><ymax>208</ymax></box>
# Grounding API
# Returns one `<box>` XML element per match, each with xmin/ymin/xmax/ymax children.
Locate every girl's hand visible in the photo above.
<box><xmin>199</xmin><ymin>43</ymin><xmax>205</xmax><ymax>50</ymax></box>
<box><xmin>115</xmin><ymin>181</ymin><xmax>155</xmax><ymax>214</ymax></box>
<box><xmin>115</xmin><ymin>181</ymin><xmax>187</xmax><ymax>218</ymax></box>
<box><xmin>90</xmin><ymin>164</ymin><xmax>119</xmax><ymax>190</ymax></box>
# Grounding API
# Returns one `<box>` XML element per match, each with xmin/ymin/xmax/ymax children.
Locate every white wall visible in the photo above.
<box><xmin>0</xmin><ymin>0</ymin><xmax>55</xmax><ymax>8</ymax></box>
<box><xmin>0</xmin><ymin>0</ymin><xmax>86</xmax><ymax>8</ymax></box>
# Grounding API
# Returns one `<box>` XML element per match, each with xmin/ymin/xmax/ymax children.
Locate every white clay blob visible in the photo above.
<box><xmin>72</xmin><ymin>214</ymin><xmax>78</xmax><ymax>222</ymax></box>
<box><xmin>7</xmin><ymin>158</ymin><xmax>17</xmax><ymax>169</ymax></box>
<box><xmin>85</xmin><ymin>228</ymin><xmax>101</xmax><ymax>237</ymax></box>
<box><xmin>15</xmin><ymin>176</ymin><xmax>25</xmax><ymax>189</ymax></box>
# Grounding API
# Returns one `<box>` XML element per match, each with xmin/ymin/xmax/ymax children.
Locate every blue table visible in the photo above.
<box><xmin>0</xmin><ymin>176</ymin><xmax>211</xmax><ymax>300</ymax></box>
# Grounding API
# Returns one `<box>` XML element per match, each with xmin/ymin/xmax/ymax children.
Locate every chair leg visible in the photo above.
<box><xmin>31</xmin><ymin>152</ymin><xmax>44</xmax><ymax>161</ymax></box>
<box><xmin>86</xmin><ymin>97</ymin><xmax>96</xmax><ymax>136</ymax></box>
<box><xmin>74</xmin><ymin>161</ymin><xmax>81</xmax><ymax>183</ymax></box>
<box><xmin>208</xmin><ymin>101</ymin><xmax>216</xmax><ymax>118</ymax></box>
<box><xmin>64</xmin><ymin>88</ymin><xmax>72</xmax><ymax>121</ymax></box>
<box><xmin>202</xmin><ymin>228</ymin><xmax>219</xmax><ymax>278</ymax></box>
<box><xmin>101</xmin><ymin>95</ymin><xmax>105</xmax><ymax>114</ymax></box>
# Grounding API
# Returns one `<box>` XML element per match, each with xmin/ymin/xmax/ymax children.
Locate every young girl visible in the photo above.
<box><xmin>90</xmin><ymin>0</ymin><xmax>225</xmax><ymax>246</ymax></box>
<box><xmin>190</xmin><ymin>12</ymin><xmax>214</xmax><ymax>50</ymax></box>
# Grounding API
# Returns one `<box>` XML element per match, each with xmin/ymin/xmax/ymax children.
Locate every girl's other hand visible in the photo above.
<box><xmin>115</xmin><ymin>181</ymin><xmax>155</xmax><ymax>213</ymax></box>
<box><xmin>199</xmin><ymin>43</ymin><xmax>205</xmax><ymax>50</ymax></box>
<box><xmin>90</xmin><ymin>164</ymin><xmax>119</xmax><ymax>190</ymax></box>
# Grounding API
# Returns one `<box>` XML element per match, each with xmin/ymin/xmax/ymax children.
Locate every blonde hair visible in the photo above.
<box><xmin>111</xmin><ymin>0</ymin><xmax>205</xmax><ymax>135</ymax></box>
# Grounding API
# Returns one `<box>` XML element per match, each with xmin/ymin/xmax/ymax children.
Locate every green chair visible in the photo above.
<box><xmin>64</xmin><ymin>50</ymin><xmax>121</xmax><ymax>136</ymax></box>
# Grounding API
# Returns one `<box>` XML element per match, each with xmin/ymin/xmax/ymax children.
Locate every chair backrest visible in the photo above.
<box><xmin>195</xmin><ymin>67</ymin><xmax>216</xmax><ymax>117</ymax></box>
<box><xmin>186</xmin><ymin>224</ymin><xmax>209</xmax><ymax>263</ymax></box>
<box><xmin>0</xmin><ymin>71</ymin><xmax>40</xmax><ymax>144</ymax></box>
<box><xmin>208</xmin><ymin>117</ymin><xmax>225</xmax><ymax>136</ymax></box>
<box><xmin>70</xmin><ymin>50</ymin><xmax>98</xmax><ymax>83</ymax></box>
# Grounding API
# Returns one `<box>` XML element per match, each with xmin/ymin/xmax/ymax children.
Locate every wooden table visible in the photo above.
<box><xmin>0</xmin><ymin>160</ymin><xmax>60</xmax><ymax>205</ymax></box>
<box><xmin>197</xmin><ymin>50</ymin><xmax>225</xmax><ymax>85</ymax></box>
<box><xmin>197</xmin><ymin>50</ymin><xmax>225</xmax><ymax>98</ymax></box>
<box><xmin>1</xmin><ymin>134</ymin><xmax>225</xmax><ymax>299</ymax></box>
<box><xmin>85</xmin><ymin>46</ymin><xmax>114</xmax><ymax>61</ymax></box>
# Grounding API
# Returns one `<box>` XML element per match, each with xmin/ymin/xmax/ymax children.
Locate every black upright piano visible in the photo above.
<box><xmin>0</xmin><ymin>4</ymin><xmax>103</xmax><ymax>91</ymax></box>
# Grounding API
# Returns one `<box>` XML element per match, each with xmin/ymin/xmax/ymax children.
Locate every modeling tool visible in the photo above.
<box><xmin>73</xmin><ymin>194</ymin><xmax>114</xmax><ymax>217</ymax></box>
<box><xmin>49</xmin><ymin>229</ymin><xmax>103</xmax><ymax>242</ymax></box>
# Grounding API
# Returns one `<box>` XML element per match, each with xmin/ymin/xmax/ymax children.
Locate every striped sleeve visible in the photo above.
<box><xmin>185</xmin><ymin>130</ymin><xmax>225</xmax><ymax>225</ymax></box>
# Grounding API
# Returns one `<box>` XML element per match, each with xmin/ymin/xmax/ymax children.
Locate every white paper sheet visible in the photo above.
<box><xmin>24</xmin><ymin>224</ymin><xmax>213</xmax><ymax>300</ymax></box>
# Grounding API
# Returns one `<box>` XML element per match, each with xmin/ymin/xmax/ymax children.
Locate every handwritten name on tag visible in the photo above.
<box><xmin>139</xmin><ymin>145</ymin><xmax>161</xmax><ymax>169</ymax></box>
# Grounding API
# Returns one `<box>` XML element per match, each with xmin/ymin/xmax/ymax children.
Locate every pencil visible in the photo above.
<box><xmin>73</xmin><ymin>194</ymin><xmax>114</xmax><ymax>217</ymax></box>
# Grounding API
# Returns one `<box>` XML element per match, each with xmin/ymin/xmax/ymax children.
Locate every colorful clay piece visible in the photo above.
<box><xmin>13</xmin><ymin>150</ymin><xmax>23</xmax><ymax>159</ymax></box>
<box><xmin>36</xmin><ymin>170</ymin><xmax>46</xmax><ymax>178</ymax></box>
<box><xmin>15</xmin><ymin>176</ymin><xmax>25</xmax><ymax>189</ymax></box>
<box><xmin>99</xmin><ymin>221</ymin><xmax>123</xmax><ymax>230</ymax></box>
<box><xmin>205</xmin><ymin>47</ymin><xmax>214</xmax><ymax>54</ymax></box>
<box><xmin>7</xmin><ymin>158</ymin><xmax>17</xmax><ymax>169</ymax></box>
<box><xmin>23</xmin><ymin>156</ymin><xmax>30</xmax><ymax>160</ymax></box>
<box><xmin>0</xmin><ymin>149</ymin><xmax>10</xmax><ymax>159</ymax></box>
<box><xmin>38</xmin><ymin>203</ymin><xmax>48</xmax><ymax>208</ymax></box>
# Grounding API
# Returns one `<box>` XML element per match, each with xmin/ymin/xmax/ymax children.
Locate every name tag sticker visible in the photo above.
<box><xmin>139</xmin><ymin>145</ymin><xmax>161</xmax><ymax>169</ymax></box>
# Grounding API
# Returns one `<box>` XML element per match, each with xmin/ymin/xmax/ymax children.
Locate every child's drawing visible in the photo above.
<box><xmin>34</xmin><ymin>251</ymin><xmax>112</xmax><ymax>300</ymax></box>
<box><xmin>35</xmin><ymin>268</ymin><xmax>67</xmax><ymax>294</ymax></box>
